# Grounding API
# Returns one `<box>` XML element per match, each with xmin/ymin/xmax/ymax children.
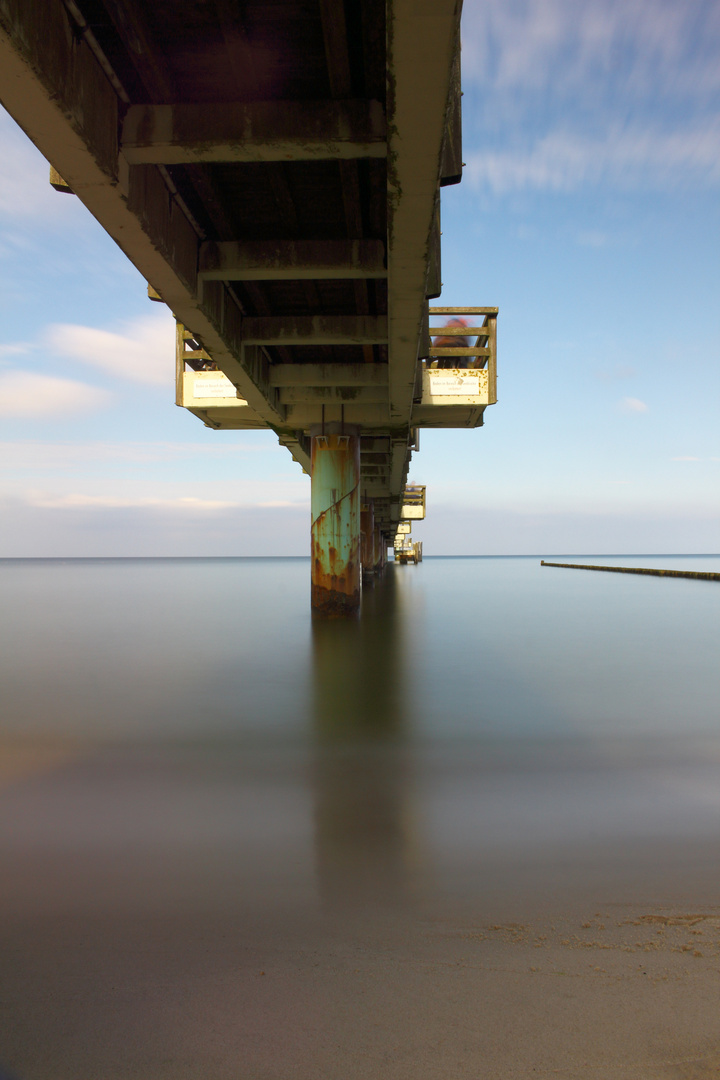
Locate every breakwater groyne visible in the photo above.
<box><xmin>540</xmin><ymin>561</ymin><xmax>720</xmax><ymax>581</ymax></box>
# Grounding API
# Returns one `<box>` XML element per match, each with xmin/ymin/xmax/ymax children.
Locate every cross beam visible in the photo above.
<box><xmin>269</xmin><ymin>364</ymin><xmax>388</xmax><ymax>387</ymax></box>
<box><xmin>241</xmin><ymin>316</ymin><xmax>388</xmax><ymax>345</ymax></box>
<box><xmin>198</xmin><ymin>240</ymin><xmax>387</xmax><ymax>281</ymax></box>
<box><xmin>121</xmin><ymin>101</ymin><xmax>387</xmax><ymax>165</ymax></box>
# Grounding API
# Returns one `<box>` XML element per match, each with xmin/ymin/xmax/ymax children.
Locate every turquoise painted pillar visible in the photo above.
<box><xmin>311</xmin><ymin>424</ymin><xmax>361</xmax><ymax>615</ymax></box>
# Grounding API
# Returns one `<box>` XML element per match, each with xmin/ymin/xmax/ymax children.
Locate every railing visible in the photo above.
<box><xmin>421</xmin><ymin>306</ymin><xmax>498</xmax><ymax>406</ymax></box>
<box><xmin>394</xmin><ymin>537</ymin><xmax>423</xmax><ymax>563</ymax></box>
<box><xmin>400</xmin><ymin>484</ymin><xmax>426</xmax><ymax>520</ymax></box>
<box><xmin>175</xmin><ymin>321</ymin><xmax>243</xmax><ymax>409</ymax></box>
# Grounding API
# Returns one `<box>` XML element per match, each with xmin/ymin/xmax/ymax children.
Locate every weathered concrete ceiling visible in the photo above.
<box><xmin>0</xmin><ymin>0</ymin><xmax>472</xmax><ymax>531</ymax></box>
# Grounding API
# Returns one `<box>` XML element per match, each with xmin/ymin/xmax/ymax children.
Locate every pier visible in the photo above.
<box><xmin>0</xmin><ymin>0</ymin><xmax>497</xmax><ymax>612</ymax></box>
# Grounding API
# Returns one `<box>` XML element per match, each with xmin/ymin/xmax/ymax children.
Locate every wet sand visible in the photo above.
<box><xmin>1</xmin><ymin>737</ymin><xmax>720</xmax><ymax>1079</ymax></box>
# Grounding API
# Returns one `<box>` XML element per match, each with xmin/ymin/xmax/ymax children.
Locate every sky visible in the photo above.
<box><xmin>0</xmin><ymin>0</ymin><xmax>719</xmax><ymax>557</ymax></box>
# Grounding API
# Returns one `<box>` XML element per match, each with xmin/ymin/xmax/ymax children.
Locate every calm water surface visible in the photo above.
<box><xmin>1</xmin><ymin>556</ymin><xmax>720</xmax><ymax>1078</ymax></box>
<box><xmin>1</xmin><ymin>554</ymin><xmax>718</xmax><ymax>744</ymax></box>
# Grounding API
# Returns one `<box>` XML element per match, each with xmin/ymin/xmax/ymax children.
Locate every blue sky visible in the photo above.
<box><xmin>1</xmin><ymin>0</ymin><xmax>718</xmax><ymax>556</ymax></box>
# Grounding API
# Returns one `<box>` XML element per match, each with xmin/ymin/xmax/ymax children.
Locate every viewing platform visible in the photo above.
<box><xmin>393</xmin><ymin>485</ymin><xmax>425</xmax><ymax>563</ymax></box>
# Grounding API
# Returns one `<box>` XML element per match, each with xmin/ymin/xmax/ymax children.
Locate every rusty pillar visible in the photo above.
<box><xmin>360</xmin><ymin>501</ymin><xmax>375</xmax><ymax>577</ymax></box>
<box><xmin>311</xmin><ymin>424</ymin><xmax>361</xmax><ymax>615</ymax></box>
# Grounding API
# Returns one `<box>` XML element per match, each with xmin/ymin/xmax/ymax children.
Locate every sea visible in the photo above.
<box><xmin>2</xmin><ymin>553</ymin><xmax>718</xmax><ymax>745</ymax></box>
<box><xmin>1</xmin><ymin>554</ymin><xmax>719</xmax><ymax>1078</ymax></box>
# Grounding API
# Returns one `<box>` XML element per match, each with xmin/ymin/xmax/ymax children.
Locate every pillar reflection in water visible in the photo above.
<box><xmin>310</xmin><ymin>569</ymin><xmax>418</xmax><ymax>908</ymax></box>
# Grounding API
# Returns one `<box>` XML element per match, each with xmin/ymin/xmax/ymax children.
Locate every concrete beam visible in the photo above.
<box><xmin>183</xmin><ymin>405</ymin><xmax>268</xmax><ymax>431</ymax></box>
<box><xmin>278</xmin><ymin>385</ymin><xmax>388</xmax><ymax>405</ymax></box>
<box><xmin>430</xmin><ymin>307</ymin><xmax>499</xmax><ymax>316</ymax></box>
<box><xmin>0</xmin><ymin>0</ymin><xmax>285</xmax><ymax>427</ymax></box>
<box><xmin>360</xmin><ymin>437</ymin><xmax>392</xmax><ymax>452</ymax></box>
<box><xmin>390</xmin><ymin>438</ymin><xmax>412</xmax><ymax>490</ymax></box>
<box><xmin>122</xmin><ymin>100</ymin><xmax>387</xmax><ymax>164</ymax></box>
<box><xmin>269</xmin><ymin>364</ymin><xmax>388</xmax><ymax>387</ymax></box>
<box><xmin>411</xmin><ymin>404</ymin><xmax>484</xmax><ymax>428</ymax></box>
<box><xmin>386</xmin><ymin>0</ymin><xmax>462</xmax><ymax>421</ymax></box>
<box><xmin>276</xmin><ymin>433</ymin><xmax>311</xmax><ymax>474</ymax></box>
<box><xmin>361</xmin><ymin>452</ymin><xmax>391</xmax><ymax>465</ymax></box>
<box><xmin>0</xmin><ymin>0</ymin><xmax>119</xmax><ymax>188</ymax></box>
<box><xmin>242</xmin><ymin>316</ymin><xmax>388</xmax><ymax>346</ymax></box>
<box><xmin>198</xmin><ymin>239</ymin><xmax>387</xmax><ymax>281</ymax></box>
<box><xmin>284</xmin><ymin>403</ymin><xmax>392</xmax><ymax>428</ymax></box>
<box><xmin>362</xmin><ymin>483</ymin><xmax>397</xmax><ymax>499</ymax></box>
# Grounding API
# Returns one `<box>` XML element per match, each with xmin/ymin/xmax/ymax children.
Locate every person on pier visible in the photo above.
<box><xmin>432</xmin><ymin>316</ymin><xmax>472</xmax><ymax>368</ymax></box>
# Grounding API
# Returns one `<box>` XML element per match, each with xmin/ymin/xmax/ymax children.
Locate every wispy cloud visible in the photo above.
<box><xmin>22</xmin><ymin>493</ymin><xmax>237</xmax><ymax>511</ymax></box>
<box><xmin>671</xmin><ymin>455</ymin><xmax>701</xmax><ymax>461</ymax></box>
<box><xmin>618</xmin><ymin>397</ymin><xmax>648</xmax><ymax>413</ymax></box>
<box><xmin>0</xmin><ymin>440</ymin><xmax>279</xmax><ymax>470</ymax></box>
<box><xmin>46</xmin><ymin>312</ymin><xmax>175</xmax><ymax>386</ymax></box>
<box><xmin>3</xmin><ymin>490</ymin><xmax>310</xmax><ymax>516</ymax></box>
<box><xmin>465</xmin><ymin>121</ymin><xmax>720</xmax><ymax>194</ymax></box>
<box><xmin>462</xmin><ymin>0</ymin><xmax>720</xmax><ymax>102</ymax></box>
<box><xmin>461</xmin><ymin>1</ymin><xmax>720</xmax><ymax>194</ymax></box>
<box><xmin>0</xmin><ymin>343</ymin><xmax>31</xmax><ymax>358</ymax></box>
<box><xmin>0</xmin><ymin>372</ymin><xmax>109</xmax><ymax>417</ymax></box>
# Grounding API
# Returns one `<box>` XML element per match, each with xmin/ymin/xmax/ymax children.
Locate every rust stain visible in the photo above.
<box><xmin>311</xmin><ymin>433</ymin><xmax>360</xmax><ymax>615</ymax></box>
<box><xmin>311</xmin><ymin>583</ymin><xmax>361</xmax><ymax>618</ymax></box>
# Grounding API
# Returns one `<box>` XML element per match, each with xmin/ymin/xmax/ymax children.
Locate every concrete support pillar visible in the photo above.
<box><xmin>361</xmin><ymin>501</ymin><xmax>375</xmax><ymax>577</ymax></box>
<box><xmin>311</xmin><ymin>424</ymin><xmax>361</xmax><ymax>615</ymax></box>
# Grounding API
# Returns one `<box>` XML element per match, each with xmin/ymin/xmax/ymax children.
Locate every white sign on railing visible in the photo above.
<box><xmin>428</xmin><ymin>371</ymin><xmax>484</xmax><ymax>395</ymax></box>
<box><xmin>192</xmin><ymin>374</ymin><xmax>238</xmax><ymax>399</ymax></box>
<box><xmin>421</xmin><ymin>368</ymin><xmax>490</xmax><ymax>405</ymax></box>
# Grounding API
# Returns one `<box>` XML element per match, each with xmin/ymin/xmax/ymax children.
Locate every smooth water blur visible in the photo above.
<box><xmin>1</xmin><ymin>555</ymin><xmax>718</xmax><ymax>745</ymax></box>
<box><xmin>404</xmin><ymin>554</ymin><xmax>720</xmax><ymax>741</ymax></box>
<box><xmin>1</xmin><ymin>557</ymin><xmax>313</xmax><ymax>741</ymax></box>
<box><xmin>2</xmin><ymin>556</ymin><xmax>720</xmax><ymax>1078</ymax></box>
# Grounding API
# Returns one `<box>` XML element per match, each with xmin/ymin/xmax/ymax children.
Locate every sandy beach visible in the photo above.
<box><xmin>1</xmin><ymin>736</ymin><xmax>719</xmax><ymax>1079</ymax></box>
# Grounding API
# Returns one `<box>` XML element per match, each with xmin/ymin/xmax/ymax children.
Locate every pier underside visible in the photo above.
<box><xmin>0</xmin><ymin>0</ymin><xmax>497</xmax><ymax>608</ymax></box>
